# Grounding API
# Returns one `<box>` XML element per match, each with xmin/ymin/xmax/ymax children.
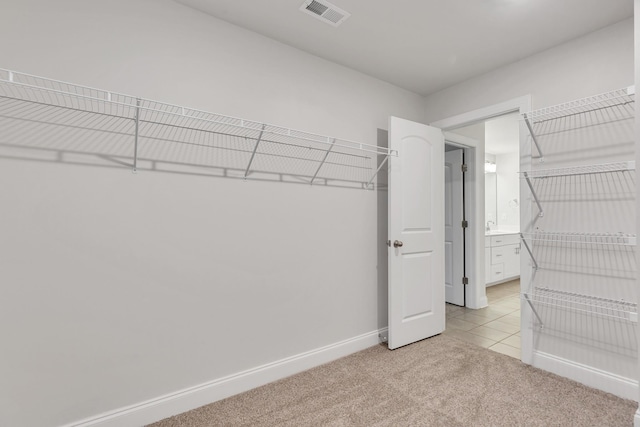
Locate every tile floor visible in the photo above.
<box><xmin>444</xmin><ymin>279</ymin><xmax>521</xmax><ymax>359</ymax></box>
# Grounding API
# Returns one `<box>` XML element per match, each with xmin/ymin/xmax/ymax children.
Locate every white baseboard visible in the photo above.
<box><xmin>634</xmin><ymin>408</ymin><xmax>640</xmax><ymax>427</ymax></box>
<box><xmin>63</xmin><ymin>329</ymin><xmax>387</xmax><ymax>427</ymax></box>
<box><xmin>533</xmin><ymin>350</ymin><xmax>638</xmax><ymax>400</ymax></box>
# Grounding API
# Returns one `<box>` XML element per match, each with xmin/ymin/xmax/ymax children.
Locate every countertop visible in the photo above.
<box><xmin>485</xmin><ymin>230</ymin><xmax>519</xmax><ymax>236</ymax></box>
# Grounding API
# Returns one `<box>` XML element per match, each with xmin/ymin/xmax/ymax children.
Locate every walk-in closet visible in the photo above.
<box><xmin>1</xmin><ymin>1</ymin><xmax>638</xmax><ymax>426</ymax></box>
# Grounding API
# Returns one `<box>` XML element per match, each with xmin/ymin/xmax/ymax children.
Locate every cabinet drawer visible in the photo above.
<box><xmin>490</xmin><ymin>263</ymin><xmax>504</xmax><ymax>281</ymax></box>
<box><xmin>491</xmin><ymin>245</ymin><xmax>512</xmax><ymax>264</ymax></box>
<box><xmin>491</xmin><ymin>234</ymin><xmax>520</xmax><ymax>247</ymax></box>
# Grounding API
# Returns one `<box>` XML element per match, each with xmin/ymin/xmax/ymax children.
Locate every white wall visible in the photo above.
<box><xmin>0</xmin><ymin>1</ymin><xmax>426</xmax><ymax>426</ymax></box>
<box><xmin>424</xmin><ymin>18</ymin><xmax>633</xmax><ymax>123</ymax></box>
<box><xmin>635</xmin><ymin>1</ymin><xmax>640</xmax><ymax>424</ymax></box>
<box><xmin>633</xmin><ymin>0</ymin><xmax>640</xmax><ymax>427</ymax></box>
<box><xmin>424</xmin><ymin>18</ymin><xmax>636</xmax><ymax>397</ymax></box>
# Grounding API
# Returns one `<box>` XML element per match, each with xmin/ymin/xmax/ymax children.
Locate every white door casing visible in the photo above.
<box><xmin>445</xmin><ymin>149</ymin><xmax>465</xmax><ymax>306</ymax></box>
<box><xmin>388</xmin><ymin>116</ymin><xmax>445</xmax><ymax>350</ymax></box>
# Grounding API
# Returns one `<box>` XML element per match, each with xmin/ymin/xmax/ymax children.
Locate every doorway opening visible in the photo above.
<box><xmin>442</xmin><ymin>111</ymin><xmax>523</xmax><ymax>359</ymax></box>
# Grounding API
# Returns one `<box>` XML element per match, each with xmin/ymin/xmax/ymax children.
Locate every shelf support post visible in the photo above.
<box><xmin>523</xmin><ymin>113</ymin><xmax>544</xmax><ymax>162</ymax></box>
<box><xmin>311</xmin><ymin>138</ymin><xmax>335</xmax><ymax>185</ymax></box>
<box><xmin>133</xmin><ymin>98</ymin><xmax>140</xmax><ymax>173</ymax></box>
<box><xmin>244</xmin><ymin>124</ymin><xmax>266</xmax><ymax>179</ymax></box>
<box><xmin>523</xmin><ymin>172</ymin><xmax>544</xmax><ymax>217</ymax></box>
<box><xmin>365</xmin><ymin>154</ymin><xmax>390</xmax><ymax>190</ymax></box>
<box><xmin>522</xmin><ymin>293</ymin><xmax>544</xmax><ymax>328</ymax></box>
<box><xmin>520</xmin><ymin>233</ymin><xmax>538</xmax><ymax>270</ymax></box>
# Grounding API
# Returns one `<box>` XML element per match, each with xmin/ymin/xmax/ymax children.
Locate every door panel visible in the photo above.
<box><xmin>444</xmin><ymin>149</ymin><xmax>464</xmax><ymax>306</ymax></box>
<box><xmin>402</xmin><ymin>252</ymin><xmax>433</xmax><ymax>319</ymax></box>
<box><xmin>388</xmin><ymin>116</ymin><xmax>444</xmax><ymax>350</ymax></box>
<box><xmin>402</xmin><ymin>138</ymin><xmax>431</xmax><ymax>228</ymax></box>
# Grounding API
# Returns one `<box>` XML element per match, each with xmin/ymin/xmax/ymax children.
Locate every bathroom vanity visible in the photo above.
<box><xmin>485</xmin><ymin>231</ymin><xmax>520</xmax><ymax>286</ymax></box>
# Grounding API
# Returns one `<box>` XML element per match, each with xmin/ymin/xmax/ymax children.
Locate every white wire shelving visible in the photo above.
<box><xmin>525</xmin><ymin>87</ymin><xmax>635</xmax><ymax>123</ymax></box>
<box><xmin>519</xmin><ymin>161</ymin><xmax>635</xmax><ymax>179</ymax></box>
<box><xmin>521</xmin><ymin>86</ymin><xmax>635</xmax><ymax>162</ymax></box>
<box><xmin>520</xmin><ymin>231</ymin><xmax>637</xmax><ymax>246</ymax></box>
<box><xmin>0</xmin><ymin>68</ymin><xmax>393</xmax><ymax>188</ymax></box>
<box><xmin>522</xmin><ymin>286</ymin><xmax>638</xmax><ymax>327</ymax></box>
<box><xmin>518</xmin><ymin>161</ymin><xmax>635</xmax><ymax>217</ymax></box>
<box><xmin>518</xmin><ymin>88</ymin><xmax>637</xmax><ymax>341</ymax></box>
<box><xmin>519</xmin><ymin>231</ymin><xmax>636</xmax><ymax>271</ymax></box>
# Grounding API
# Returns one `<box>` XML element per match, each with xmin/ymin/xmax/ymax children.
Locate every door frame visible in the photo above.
<box><xmin>430</xmin><ymin>95</ymin><xmax>532</xmax><ymax>365</ymax></box>
<box><xmin>442</xmin><ymin>134</ymin><xmax>481</xmax><ymax>309</ymax></box>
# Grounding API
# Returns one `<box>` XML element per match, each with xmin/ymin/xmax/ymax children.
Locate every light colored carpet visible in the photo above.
<box><xmin>149</xmin><ymin>335</ymin><xmax>636</xmax><ymax>426</ymax></box>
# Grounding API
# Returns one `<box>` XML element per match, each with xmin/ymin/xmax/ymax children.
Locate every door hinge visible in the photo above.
<box><xmin>462</xmin><ymin>276</ymin><xmax>469</xmax><ymax>285</ymax></box>
<box><xmin>461</xmin><ymin>220</ymin><xmax>468</xmax><ymax>228</ymax></box>
<box><xmin>461</xmin><ymin>163</ymin><xmax>468</xmax><ymax>173</ymax></box>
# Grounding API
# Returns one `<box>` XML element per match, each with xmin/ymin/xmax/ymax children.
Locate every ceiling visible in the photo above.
<box><xmin>175</xmin><ymin>0</ymin><xmax>633</xmax><ymax>96</ymax></box>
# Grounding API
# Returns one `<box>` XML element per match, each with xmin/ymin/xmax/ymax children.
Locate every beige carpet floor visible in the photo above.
<box><xmin>149</xmin><ymin>335</ymin><xmax>636</xmax><ymax>426</ymax></box>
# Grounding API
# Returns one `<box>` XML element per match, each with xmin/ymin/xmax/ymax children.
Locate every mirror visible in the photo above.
<box><xmin>485</xmin><ymin>158</ymin><xmax>497</xmax><ymax>231</ymax></box>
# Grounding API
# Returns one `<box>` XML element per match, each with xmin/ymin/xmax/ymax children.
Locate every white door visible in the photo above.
<box><xmin>445</xmin><ymin>149</ymin><xmax>465</xmax><ymax>306</ymax></box>
<box><xmin>388</xmin><ymin>116</ymin><xmax>445</xmax><ymax>350</ymax></box>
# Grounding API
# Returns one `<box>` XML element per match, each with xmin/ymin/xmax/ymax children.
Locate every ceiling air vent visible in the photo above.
<box><xmin>299</xmin><ymin>0</ymin><xmax>350</xmax><ymax>27</ymax></box>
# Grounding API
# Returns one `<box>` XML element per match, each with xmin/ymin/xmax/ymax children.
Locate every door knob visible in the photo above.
<box><xmin>393</xmin><ymin>240</ymin><xmax>403</xmax><ymax>248</ymax></box>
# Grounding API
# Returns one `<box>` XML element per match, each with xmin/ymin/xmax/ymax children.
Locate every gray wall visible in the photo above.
<box><xmin>0</xmin><ymin>1</ymin><xmax>425</xmax><ymax>426</ymax></box>
<box><xmin>635</xmin><ymin>0</ymin><xmax>640</xmax><ymax>421</ymax></box>
<box><xmin>423</xmin><ymin>19</ymin><xmax>633</xmax><ymax>123</ymax></box>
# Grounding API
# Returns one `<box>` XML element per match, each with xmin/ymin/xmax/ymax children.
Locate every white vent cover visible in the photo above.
<box><xmin>299</xmin><ymin>0</ymin><xmax>350</xmax><ymax>27</ymax></box>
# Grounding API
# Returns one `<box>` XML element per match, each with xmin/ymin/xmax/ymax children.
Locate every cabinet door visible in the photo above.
<box><xmin>490</xmin><ymin>263</ymin><xmax>504</xmax><ymax>282</ymax></box>
<box><xmin>503</xmin><ymin>244</ymin><xmax>520</xmax><ymax>278</ymax></box>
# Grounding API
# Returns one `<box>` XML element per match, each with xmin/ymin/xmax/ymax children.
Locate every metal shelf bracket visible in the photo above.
<box><xmin>365</xmin><ymin>154</ymin><xmax>390</xmax><ymax>190</ymax></box>
<box><xmin>523</xmin><ymin>113</ymin><xmax>544</xmax><ymax>162</ymax></box>
<box><xmin>133</xmin><ymin>98</ymin><xmax>141</xmax><ymax>173</ymax></box>
<box><xmin>523</xmin><ymin>172</ymin><xmax>544</xmax><ymax>217</ymax></box>
<box><xmin>310</xmin><ymin>138</ymin><xmax>335</xmax><ymax>185</ymax></box>
<box><xmin>244</xmin><ymin>124</ymin><xmax>266</xmax><ymax>179</ymax></box>
<box><xmin>522</xmin><ymin>293</ymin><xmax>544</xmax><ymax>328</ymax></box>
<box><xmin>520</xmin><ymin>233</ymin><xmax>538</xmax><ymax>270</ymax></box>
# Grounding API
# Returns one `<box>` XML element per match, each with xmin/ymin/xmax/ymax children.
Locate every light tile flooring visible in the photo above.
<box><xmin>444</xmin><ymin>279</ymin><xmax>521</xmax><ymax>359</ymax></box>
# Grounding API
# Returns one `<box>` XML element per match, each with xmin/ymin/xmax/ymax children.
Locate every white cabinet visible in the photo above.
<box><xmin>485</xmin><ymin>233</ymin><xmax>520</xmax><ymax>286</ymax></box>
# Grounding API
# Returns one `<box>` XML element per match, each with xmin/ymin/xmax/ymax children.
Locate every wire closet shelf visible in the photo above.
<box><xmin>520</xmin><ymin>231</ymin><xmax>637</xmax><ymax>247</ymax></box>
<box><xmin>520</xmin><ymin>86</ymin><xmax>635</xmax><ymax>162</ymax></box>
<box><xmin>519</xmin><ymin>161</ymin><xmax>636</xmax><ymax>179</ymax></box>
<box><xmin>517</xmin><ymin>161</ymin><xmax>635</xmax><ymax>218</ymax></box>
<box><xmin>0</xmin><ymin>69</ymin><xmax>393</xmax><ymax>188</ymax></box>
<box><xmin>523</xmin><ymin>287</ymin><xmax>638</xmax><ymax>326</ymax></box>
<box><xmin>522</xmin><ymin>86</ymin><xmax>635</xmax><ymax>123</ymax></box>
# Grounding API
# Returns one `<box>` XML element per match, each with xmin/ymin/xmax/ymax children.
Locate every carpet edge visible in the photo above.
<box><xmin>60</xmin><ymin>328</ymin><xmax>388</xmax><ymax>427</ymax></box>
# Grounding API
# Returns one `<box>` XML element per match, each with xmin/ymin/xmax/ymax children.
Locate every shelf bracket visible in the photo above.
<box><xmin>310</xmin><ymin>138</ymin><xmax>335</xmax><ymax>185</ymax></box>
<box><xmin>523</xmin><ymin>113</ymin><xmax>544</xmax><ymax>163</ymax></box>
<box><xmin>523</xmin><ymin>172</ymin><xmax>544</xmax><ymax>217</ymax></box>
<box><xmin>522</xmin><ymin>293</ymin><xmax>544</xmax><ymax>328</ymax></box>
<box><xmin>244</xmin><ymin>124</ymin><xmax>266</xmax><ymax>179</ymax></box>
<box><xmin>132</xmin><ymin>98</ymin><xmax>141</xmax><ymax>173</ymax></box>
<box><xmin>365</xmin><ymin>154</ymin><xmax>390</xmax><ymax>190</ymax></box>
<box><xmin>520</xmin><ymin>233</ymin><xmax>538</xmax><ymax>270</ymax></box>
